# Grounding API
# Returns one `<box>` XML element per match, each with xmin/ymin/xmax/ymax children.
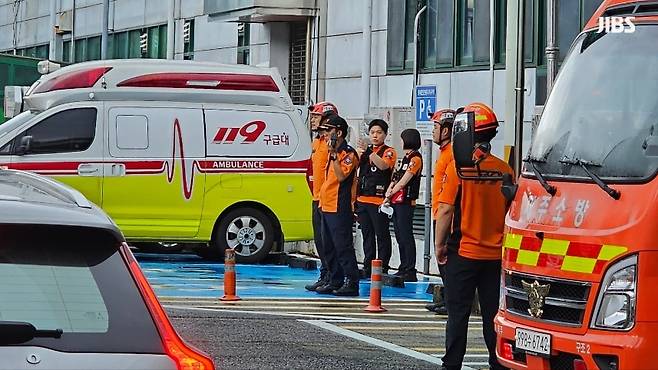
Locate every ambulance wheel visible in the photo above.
<box><xmin>214</xmin><ymin>208</ymin><xmax>275</xmax><ymax>263</ymax></box>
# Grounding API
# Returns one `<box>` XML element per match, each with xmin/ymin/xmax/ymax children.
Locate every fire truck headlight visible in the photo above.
<box><xmin>592</xmin><ymin>255</ymin><xmax>637</xmax><ymax>331</ymax></box>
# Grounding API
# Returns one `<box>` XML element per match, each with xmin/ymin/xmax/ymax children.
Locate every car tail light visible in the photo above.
<box><xmin>121</xmin><ymin>243</ymin><xmax>215</xmax><ymax>370</ymax></box>
<box><xmin>501</xmin><ymin>342</ymin><xmax>514</xmax><ymax>361</ymax></box>
<box><xmin>117</xmin><ymin>72</ymin><xmax>280</xmax><ymax>92</ymax></box>
<box><xmin>32</xmin><ymin>67</ymin><xmax>112</xmax><ymax>94</ymax></box>
<box><xmin>573</xmin><ymin>359</ymin><xmax>588</xmax><ymax>370</ymax></box>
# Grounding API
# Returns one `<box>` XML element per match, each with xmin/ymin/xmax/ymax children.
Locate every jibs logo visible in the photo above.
<box><xmin>597</xmin><ymin>16</ymin><xmax>635</xmax><ymax>34</ymax></box>
<box><xmin>213</xmin><ymin>120</ymin><xmax>266</xmax><ymax>144</ymax></box>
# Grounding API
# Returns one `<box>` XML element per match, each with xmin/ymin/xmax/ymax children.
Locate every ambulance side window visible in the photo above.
<box><xmin>17</xmin><ymin>108</ymin><xmax>97</xmax><ymax>155</ymax></box>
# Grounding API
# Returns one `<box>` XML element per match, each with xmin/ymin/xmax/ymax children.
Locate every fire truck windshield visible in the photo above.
<box><xmin>529</xmin><ymin>25</ymin><xmax>658</xmax><ymax>181</ymax></box>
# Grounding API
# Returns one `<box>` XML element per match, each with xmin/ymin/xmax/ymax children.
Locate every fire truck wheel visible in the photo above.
<box><xmin>213</xmin><ymin>208</ymin><xmax>275</xmax><ymax>263</ymax></box>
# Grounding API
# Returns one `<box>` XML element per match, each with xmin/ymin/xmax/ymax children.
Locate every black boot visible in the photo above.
<box><xmin>305</xmin><ymin>275</ymin><xmax>328</xmax><ymax>291</ymax></box>
<box><xmin>316</xmin><ymin>282</ymin><xmax>342</xmax><ymax>294</ymax></box>
<box><xmin>332</xmin><ymin>279</ymin><xmax>359</xmax><ymax>296</ymax></box>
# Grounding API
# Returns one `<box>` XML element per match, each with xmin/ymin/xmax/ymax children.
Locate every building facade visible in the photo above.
<box><xmin>0</xmin><ymin>0</ymin><xmax>607</xmax><ymax>271</ymax></box>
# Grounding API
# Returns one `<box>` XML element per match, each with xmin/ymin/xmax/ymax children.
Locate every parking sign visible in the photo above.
<box><xmin>415</xmin><ymin>85</ymin><xmax>436</xmax><ymax>139</ymax></box>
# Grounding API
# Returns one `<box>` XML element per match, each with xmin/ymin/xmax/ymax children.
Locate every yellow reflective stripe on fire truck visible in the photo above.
<box><xmin>503</xmin><ymin>233</ymin><xmax>522</xmax><ymax>249</ymax></box>
<box><xmin>598</xmin><ymin>245</ymin><xmax>628</xmax><ymax>261</ymax></box>
<box><xmin>539</xmin><ymin>238</ymin><xmax>569</xmax><ymax>256</ymax></box>
<box><xmin>503</xmin><ymin>233</ymin><xmax>628</xmax><ymax>274</ymax></box>
<box><xmin>561</xmin><ymin>256</ymin><xmax>597</xmax><ymax>274</ymax></box>
<box><xmin>516</xmin><ymin>250</ymin><xmax>540</xmax><ymax>266</ymax></box>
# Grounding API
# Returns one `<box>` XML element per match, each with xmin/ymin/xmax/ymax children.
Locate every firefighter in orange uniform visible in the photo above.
<box><xmin>426</xmin><ymin>108</ymin><xmax>456</xmax><ymax>315</ymax></box>
<box><xmin>316</xmin><ymin>115</ymin><xmax>360</xmax><ymax>296</ymax></box>
<box><xmin>355</xmin><ymin>119</ymin><xmax>397</xmax><ymax>277</ymax></box>
<box><xmin>305</xmin><ymin>102</ymin><xmax>339</xmax><ymax>292</ymax></box>
<box><xmin>434</xmin><ymin>103</ymin><xmax>513</xmax><ymax>370</ymax></box>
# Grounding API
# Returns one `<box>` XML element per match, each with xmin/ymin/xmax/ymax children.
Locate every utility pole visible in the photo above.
<box><xmin>49</xmin><ymin>0</ymin><xmax>57</xmax><ymax>59</ymax></box>
<box><xmin>411</xmin><ymin>4</ymin><xmax>427</xmax><ymax>105</ymax></box>
<box><xmin>101</xmin><ymin>0</ymin><xmax>109</xmax><ymax>59</ymax></box>
<box><xmin>546</xmin><ymin>0</ymin><xmax>559</xmax><ymax>96</ymax></box>
<box><xmin>167</xmin><ymin>0</ymin><xmax>175</xmax><ymax>59</ymax></box>
<box><xmin>504</xmin><ymin>0</ymin><xmax>526</xmax><ymax>176</ymax></box>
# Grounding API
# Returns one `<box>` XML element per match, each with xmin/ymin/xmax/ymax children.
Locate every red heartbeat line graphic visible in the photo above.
<box><xmin>165</xmin><ymin>118</ymin><xmax>199</xmax><ymax>200</ymax></box>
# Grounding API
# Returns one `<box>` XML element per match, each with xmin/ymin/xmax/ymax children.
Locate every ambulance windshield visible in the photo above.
<box><xmin>529</xmin><ymin>25</ymin><xmax>658</xmax><ymax>181</ymax></box>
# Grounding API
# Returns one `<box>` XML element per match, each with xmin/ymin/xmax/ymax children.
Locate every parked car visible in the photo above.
<box><xmin>0</xmin><ymin>169</ymin><xmax>214</xmax><ymax>370</ymax></box>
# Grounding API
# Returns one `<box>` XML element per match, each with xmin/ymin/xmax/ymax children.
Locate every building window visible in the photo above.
<box><xmin>61</xmin><ymin>24</ymin><xmax>168</xmax><ymax>63</ymax></box>
<box><xmin>289</xmin><ymin>22</ymin><xmax>307</xmax><ymax>106</ymax></box>
<box><xmin>457</xmin><ymin>0</ymin><xmax>492</xmax><ymax>66</ymax></box>
<box><xmin>147</xmin><ymin>25</ymin><xmax>168</xmax><ymax>59</ymax></box>
<box><xmin>16</xmin><ymin>45</ymin><xmax>48</xmax><ymax>59</ymax></box>
<box><xmin>496</xmin><ymin>0</ymin><xmax>536</xmax><ymax>65</ymax></box>
<box><xmin>183</xmin><ymin>19</ymin><xmax>194</xmax><ymax>60</ymax></box>
<box><xmin>237</xmin><ymin>22</ymin><xmax>250</xmax><ymax>65</ymax></box>
<box><xmin>423</xmin><ymin>0</ymin><xmax>455</xmax><ymax>68</ymax></box>
<box><xmin>387</xmin><ymin>0</ymin><xmax>421</xmax><ymax>71</ymax></box>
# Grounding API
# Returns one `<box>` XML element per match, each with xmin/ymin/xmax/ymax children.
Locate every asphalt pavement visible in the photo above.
<box><xmin>139</xmin><ymin>253</ymin><xmax>490</xmax><ymax>370</ymax></box>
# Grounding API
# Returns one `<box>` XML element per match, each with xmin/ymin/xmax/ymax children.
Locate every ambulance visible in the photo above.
<box><xmin>0</xmin><ymin>59</ymin><xmax>313</xmax><ymax>262</ymax></box>
<box><xmin>491</xmin><ymin>0</ymin><xmax>658</xmax><ymax>369</ymax></box>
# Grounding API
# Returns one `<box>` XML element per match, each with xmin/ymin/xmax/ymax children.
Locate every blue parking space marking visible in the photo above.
<box><xmin>137</xmin><ymin>253</ymin><xmax>436</xmax><ymax>300</ymax></box>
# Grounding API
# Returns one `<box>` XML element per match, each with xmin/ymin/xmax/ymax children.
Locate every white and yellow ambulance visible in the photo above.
<box><xmin>0</xmin><ymin>59</ymin><xmax>313</xmax><ymax>262</ymax></box>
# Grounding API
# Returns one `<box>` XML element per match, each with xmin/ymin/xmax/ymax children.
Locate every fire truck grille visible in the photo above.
<box><xmin>504</xmin><ymin>271</ymin><xmax>591</xmax><ymax>326</ymax></box>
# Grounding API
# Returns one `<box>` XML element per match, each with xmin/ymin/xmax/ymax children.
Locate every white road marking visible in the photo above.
<box><xmin>300</xmin><ymin>320</ymin><xmax>466</xmax><ymax>368</ymax></box>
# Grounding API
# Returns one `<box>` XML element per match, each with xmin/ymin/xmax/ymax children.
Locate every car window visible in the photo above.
<box><xmin>0</xmin><ymin>225</ymin><xmax>163</xmax><ymax>353</ymax></box>
<box><xmin>19</xmin><ymin>108</ymin><xmax>97</xmax><ymax>155</ymax></box>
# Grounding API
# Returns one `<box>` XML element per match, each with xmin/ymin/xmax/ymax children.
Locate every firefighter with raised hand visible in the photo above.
<box><xmin>316</xmin><ymin>115</ymin><xmax>361</xmax><ymax>296</ymax></box>
<box><xmin>305</xmin><ymin>102</ymin><xmax>339</xmax><ymax>292</ymax></box>
<box><xmin>426</xmin><ymin>108</ymin><xmax>456</xmax><ymax>315</ymax></box>
<box><xmin>355</xmin><ymin>119</ymin><xmax>397</xmax><ymax>277</ymax></box>
<box><xmin>385</xmin><ymin>128</ymin><xmax>423</xmax><ymax>282</ymax></box>
<box><xmin>434</xmin><ymin>103</ymin><xmax>513</xmax><ymax>370</ymax></box>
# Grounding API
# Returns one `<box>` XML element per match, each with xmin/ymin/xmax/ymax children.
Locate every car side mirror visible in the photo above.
<box><xmin>16</xmin><ymin>135</ymin><xmax>33</xmax><ymax>156</ymax></box>
<box><xmin>452</xmin><ymin>112</ymin><xmax>503</xmax><ymax>181</ymax></box>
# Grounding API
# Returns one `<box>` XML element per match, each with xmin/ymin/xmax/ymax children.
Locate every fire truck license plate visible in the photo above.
<box><xmin>515</xmin><ymin>328</ymin><xmax>551</xmax><ymax>356</ymax></box>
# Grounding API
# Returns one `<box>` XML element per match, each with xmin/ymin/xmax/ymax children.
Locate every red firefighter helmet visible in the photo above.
<box><xmin>308</xmin><ymin>101</ymin><xmax>339</xmax><ymax>117</ymax></box>
<box><xmin>462</xmin><ymin>103</ymin><xmax>498</xmax><ymax>132</ymax></box>
<box><xmin>430</xmin><ymin>109</ymin><xmax>456</xmax><ymax>126</ymax></box>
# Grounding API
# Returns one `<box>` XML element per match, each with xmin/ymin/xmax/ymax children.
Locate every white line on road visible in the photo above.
<box><xmin>300</xmin><ymin>320</ymin><xmax>455</xmax><ymax>368</ymax></box>
<box><xmin>165</xmin><ymin>305</ymin><xmax>347</xmax><ymax>321</ymax></box>
<box><xmin>165</xmin><ymin>305</ymin><xmax>484</xmax><ymax>326</ymax></box>
<box><xmin>339</xmin><ymin>325</ymin><xmax>482</xmax><ymax>331</ymax></box>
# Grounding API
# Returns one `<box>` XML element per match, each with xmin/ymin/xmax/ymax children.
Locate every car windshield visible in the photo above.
<box><xmin>530</xmin><ymin>25</ymin><xmax>658</xmax><ymax>181</ymax></box>
<box><xmin>0</xmin><ymin>111</ymin><xmax>36</xmax><ymax>141</ymax></box>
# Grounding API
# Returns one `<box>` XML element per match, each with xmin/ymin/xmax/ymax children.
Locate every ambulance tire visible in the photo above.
<box><xmin>213</xmin><ymin>208</ymin><xmax>275</xmax><ymax>264</ymax></box>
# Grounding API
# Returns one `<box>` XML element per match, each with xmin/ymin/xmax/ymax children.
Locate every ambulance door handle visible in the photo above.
<box><xmin>77</xmin><ymin>163</ymin><xmax>102</xmax><ymax>176</ymax></box>
<box><xmin>110</xmin><ymin>163</ymin><xmax>126</xmax><ymax>177</ymax></box>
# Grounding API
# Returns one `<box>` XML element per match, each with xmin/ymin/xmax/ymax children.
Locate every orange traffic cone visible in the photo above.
<box><xmin>220</xmin><ymin>249</ymin><xmax>241</xmax><ymax>302</ymax></box>
<box><xmin>364</xmin><ymin>259</ymin><xmax>386</xmax><ymax>312</ymax></box>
